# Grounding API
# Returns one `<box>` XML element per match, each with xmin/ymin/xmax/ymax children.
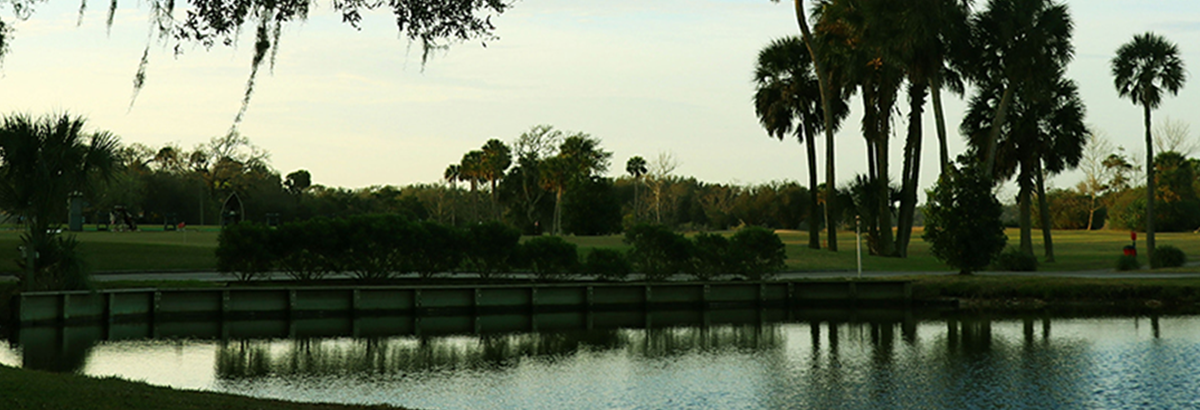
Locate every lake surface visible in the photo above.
<box><xmin>5</xmin><ymin>309</ymin><xmax>1200</xmax><ymax>409</ymax></box>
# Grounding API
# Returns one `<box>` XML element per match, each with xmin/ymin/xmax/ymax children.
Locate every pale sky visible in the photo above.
<box><xmin>1</xmin><ymin>0</ymin><xmax>1199</xmax><ymax>201</ymax></box>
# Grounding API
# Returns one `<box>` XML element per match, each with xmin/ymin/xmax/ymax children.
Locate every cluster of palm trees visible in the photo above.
<box><xmin>444</xmin><ymin>125</ymin><xmax>612</xmax><ymax>235</ymax></box>
<box><xmin>757</xmin><ymin>0</ymin><xmax>1186</xmax><ymax>263</ymax></box>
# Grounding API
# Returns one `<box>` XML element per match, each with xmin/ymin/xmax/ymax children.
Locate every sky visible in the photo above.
<box><xmin>1</xmin><ymin>0</ymin><xmax>1200</xmax><ymax>202</ymax></box>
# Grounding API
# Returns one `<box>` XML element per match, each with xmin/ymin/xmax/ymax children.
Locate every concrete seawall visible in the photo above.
<box><xmin>15</xmin><ymin>281</ymin><xmax>912</xmax><ymax>326</ymax></box>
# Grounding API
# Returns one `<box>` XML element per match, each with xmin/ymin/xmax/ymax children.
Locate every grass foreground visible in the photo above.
<box><xmin>0</xmin><ymin>365</ymin><xmax>407</xmax><ymax>410</ymax></box>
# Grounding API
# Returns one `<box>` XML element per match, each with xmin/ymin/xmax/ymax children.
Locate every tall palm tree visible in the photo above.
<box><xmin>968</xmin><ymin>0</ymin><xmax>1075</xmax><ymax>181</ymax></box>
<box><xmin>777</xmin><ymin>0</ymin><xmax>841</xmax><ymax>251</ymax></box>
<box><xmin>480</xmin><ymin>139</ymin><xmax>512</xmax><ymax>219</ymax></box>
<box><xmin>540</xmin><ymin>156</ymin><xmax>571</xmax><ymax>235</ymax></box>
<box><xmin>753</xmin><ymin>35</ymin><xmax>848</xmax><ymax>250</ymax></box>
<box><xmin>813</xmin><ymin>0</ymin><xmax>903</xmax><ymax>256</ymax></box>
<box><xmin>626</xmin><ymin>156</ymin><xmax>647</xmax><ymax>222</ymax></box>
<box><xmin>0</xmin><ymin>113</ymin><xmax>120</xmax><ymax>289</ymax></box>
<box><xmin>1112</xmin><ymin>32</ymin><xmax>1186</xmax><ymax>266</ymax></box>
<box><xmin>963</xmin><ymin>73</ymin><xmax>1086</xmax><ymax>259</ymax></box>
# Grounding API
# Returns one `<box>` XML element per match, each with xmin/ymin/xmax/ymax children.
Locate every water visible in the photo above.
<box><xmin>5</xmin><ymin>310</ymin><xmax>1200</xmax><ymax>409</ymax></box>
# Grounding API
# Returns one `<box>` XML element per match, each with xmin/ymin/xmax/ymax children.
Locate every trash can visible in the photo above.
<box><xmin>1123</xmin><ymin>245</ymin><xmax>1137</xmax><ymax>257</ymax></box>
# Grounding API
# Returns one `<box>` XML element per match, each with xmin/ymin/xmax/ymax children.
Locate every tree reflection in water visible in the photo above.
<box><xmin>11</xmin><ymin>310</ymin><xmax>1200</xmax><ymax>409</ymax></box>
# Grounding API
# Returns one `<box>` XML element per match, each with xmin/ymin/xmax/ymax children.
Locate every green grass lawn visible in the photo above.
<box><xmin>0</xmin><ymin>226</ymin><xmax>1195</xmax><ymax>274</ymax></box>
<box><xmin>0</xmin><ymin>228</ymin><xmax>219</xmax><ymax>274</ymax></box>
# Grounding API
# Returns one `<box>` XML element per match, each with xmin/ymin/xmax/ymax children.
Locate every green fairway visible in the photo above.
<box><xmin>0</xmin><ymin>228</ymin><xmax>220</xmax><ymax>274</ymax></box>
<box><xmin>0</xmin><ymin>227</ymin><xmax>1195</xmax><ymax>274</ymax></box>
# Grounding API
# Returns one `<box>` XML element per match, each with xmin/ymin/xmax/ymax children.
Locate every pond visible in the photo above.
<box><xmin>4</xmin><ymin>309</ymin><xmax>1200</xmax><ymax>409</ymax></box>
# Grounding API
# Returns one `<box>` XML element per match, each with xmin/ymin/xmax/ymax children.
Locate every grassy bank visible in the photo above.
<box><xmin>906</xmin><ymin>275</ymin><xmax>1200</xmax><ymax>309</ymax></box>
<box><xmin>0</xmin><ymin>227</ymin><xmax>1197</xmax><ymax>274</ymax></box>
<box><xmin>0</xmin><ymin>365</ymin><xmax>407</xmax><ymax>410</ymax></box>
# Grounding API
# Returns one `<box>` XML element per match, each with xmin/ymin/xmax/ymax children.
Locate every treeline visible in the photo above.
<box><xmin>217</xmin><ymin>216</ymin><xmax>787</xmax><ymax>281</ymax></box>
<box><xmin>83</xmin><ymin>125</ymin><xmax>869</xmax><ymax>235</ymax></box>
<box><xmin>1035</xmin><ymin>144</ymin><xmax>1200</xmax><ymax>233</ymax></box>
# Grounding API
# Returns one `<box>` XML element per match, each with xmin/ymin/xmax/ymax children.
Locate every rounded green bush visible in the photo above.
<box><xmin>993</xmin><ymin>247</ymin><xmax>1037</xmax><ymax>272</ymax></box>
<box><xmin>1115</xmin><ymin>255</ymin><xmax>1141</xmax><ymax>271</ymax></box>
<box><xmin>584</xmin><ymin>249</ymin><xmax>631</xmax><ymax>281</ymax></box>
<box><xmin>1152</xmin><ymin>245</ymin><xmax>1187</xmax><ymax>268</ymax></box>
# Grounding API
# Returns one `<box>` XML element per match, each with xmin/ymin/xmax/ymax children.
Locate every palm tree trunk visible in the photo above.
<box><xmin>1035</xmin><ymin>162</ymin><xmax>1055</xmax><ymax>262</ymax></box>
<box><xmin>1018</xmin><ymin>162</ymin><xmax>1034</xmax><ymax>256</ymax></box>
<box><xmin>896</xmin><ymin>83</ymin><xmax>927</xmax><ymax>257</ymax></box>
<box><xmin>931</xmin><ymin>77</ymin><xmax>950</xmax><ymax>173</ymax></box>
<box><xmin>793</xmin><ymin>0</ymin><xmax>838</xmax><ymax>252</ymax></box>
<box><xmin>1145</xmin><ymin>103</ymin><xmax>1156</xmax><ymax>266</ymax></box>
<box><xmin>985</xmin><ymin>86</ymin><xmax>1015</xmax><ymax>181</ymax></box>
<box><xmin>554</xmin><ymin>188</ymin><xmax>563</xmax><ymax>235</ymax></box>
<box><xmin>805</xmin><ymin>125</ymin><xmax>821</xmax><ymax>249</ymax></box>
<box><xmin>873</xmin><ymin>82</ymin><xmax>896</xmax><ymax>257</ymax></box>
<box><xmin>633</xmin><ymin>177</ymin><xmax>640</xmax><ymax>223</ymax></box>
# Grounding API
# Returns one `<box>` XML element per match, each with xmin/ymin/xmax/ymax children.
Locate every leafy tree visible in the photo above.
<box><xmin>285</xmin><ymin>170</ymin><xmax>311</xmax><ymax>194</ymax></box>
<box><xmin>923</xmin><ymin>164</ymin><xmax>1008</xmax><ymax>275</ymax></box>
<box><xmin>540</xmin><ymin>133</ymin><xmax>611</xmax><ymax>235</ymax></box>
<box><xmin>1112</xmin><ymin>32</ymin><xmax>1187</xmax><ymax>264</ymax></box>
<box><xmin>0</xmin><ymin>0</ymin><xmax>509</xmax><ymax>122</ymax></box>
<box><xmin>753</xmin><ymin>35</ymin><xmax>848</xmax><ymax>251</ymax></box>
<box><xmin>562</xmin><ymin>176</ymin><xmax>623</xmax><ymax>236</ymax></box>
<box><xmin>0</xmin><ymin>113</ymin><xmax>120</xmax><ymax>289</ymax></box>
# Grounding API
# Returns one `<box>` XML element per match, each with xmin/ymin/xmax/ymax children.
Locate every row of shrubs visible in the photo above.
<box><xmin>216</xmin><ymin>216</ymin><xmax>789</xmax><ymax>282</ymax></box>
<box><xmin>992</xmin><ymin>245</ymin><xmax>1187</xmax><ymax>272</ymax></box>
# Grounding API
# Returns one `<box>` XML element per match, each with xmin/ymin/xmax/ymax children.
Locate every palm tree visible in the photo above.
<box><xmin>626</xmin><ymin>156</ymin><xmax>647</xmax><ymax>222</ymax></box>
<box><xmin>0</xmin><ymin>113</ymin><xmax>120</xmax><ymax>289</ymax></box>
<box><xmin>968</xmin><ymin>0</ymin><xmax>1075</xmax><ymax>181</ymax></box>
<box><xmin>540</xmin><ymin>156</ymin><xmax>571</xmax><ymax>235</ymax></box>
<box><xmin>963</xmin><ymin>74</ymin><xmax>1086</xmax><ymax>259</ymax></box>
<box><xmin>780</xmin><ymin>0</ymin><xmax>841</xmax><ymax>251</ymax></box>
<box><xmin>813</xmin><ymin>0</ymin><xmax>902</xmax><ymax>256</ymax></box>
<box><xmin>443</xmin><ymin>164</ymin><xmax>461</xmax><ymax>189</ymax></box>
<box><xmin>480</xmin><ymin>139</ymin><xmax>512</xmax><ymax>219</ymax></box>
<box><xmin>1112</xmin><ymin>32</ymin><xmax>1187</xmax><ymax>266</ymax></box>
<box><xmin>753</xmin><ymin>35</ymin><xmax>847</xmax><ymax>250</ymax></box>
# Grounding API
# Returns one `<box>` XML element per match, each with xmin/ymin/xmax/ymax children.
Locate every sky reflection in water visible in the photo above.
<box><xmin>5</xmin><ymin>312</ymin><xmax>1200</xmax><ymax>410</ymax></box>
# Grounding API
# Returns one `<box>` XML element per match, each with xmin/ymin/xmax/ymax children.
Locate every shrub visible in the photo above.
<box><xmin>466</xmin><ymin>221</ymin><xmax>521</xmax><ymax>278</ymax></box>
<box><xmin>17</xmin><ymin>233</ymin><xmax>90</xmax><ymax>291</ymax></box>
<box><xmin>411</xmin><ymin>220</ymin><xmax>467</xmax><ymax>278</ymax></box>
<box><xmin>216</xmin><ymin>222</ymin><xmax>275</xmax><ymax>281</ymax></box>
<box><xmin>729</xmin><ymin>226</ymin><xmax>787</xmax><ymax>280</ymax></box>
<box><xmin>1152</xmin><ymin>245</ymin><xmax>1187</xmax><ymax>268</ymax></box>
<box><xmin>339</xmin><ymin>214</ymin><xmax>412</xmax><ymax>280</ymax></box>
<box><xmin>584</xmin><ymin>248</ymin><xmax>631</xmax><ymax>281</ymax></box>
<box><xmin>520</xmin><ymin>236</ymin><xmax>578</xmax><ymax>280</ymax></box>
<box><xmin>993</xmin><ymin>247</ymin><xmax>1038</xmax><ymax>272</ymax></box>
<box><xmin>1116</xmin><ymin>255</ymin><xmax>1142</xmax><ymax>271</ymax></box>
<box><xmin>624</xmin><ymin>224</ymin><xmax>694</xmax><ymax>281</ymax></box>
<box><xmin>692</xmin><ymin>232</ymin><xmax>732</xmax><ymax>281</ymax></box>
<box><xmin>272</xmin><ymin>218</ymin><xmax>341</xmax><ymax>281</ymax></box>
<box><xmin>922</xmin><ymin>165</ymin><xmax>1008</xmax><ymax>275</ymax></box>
